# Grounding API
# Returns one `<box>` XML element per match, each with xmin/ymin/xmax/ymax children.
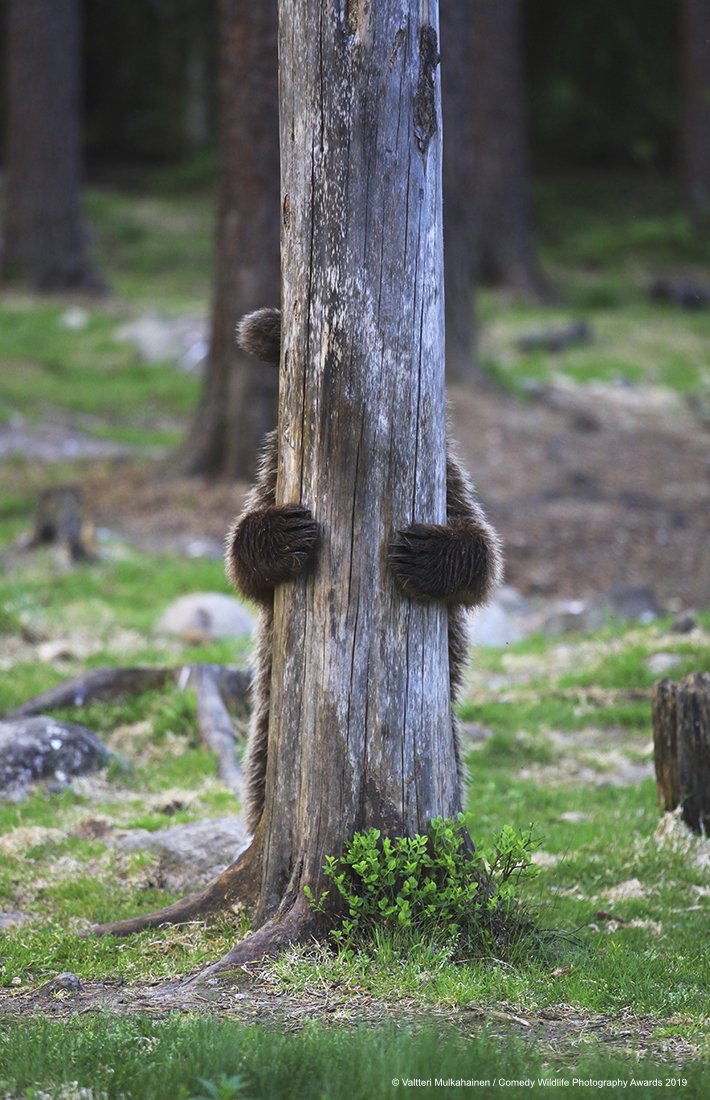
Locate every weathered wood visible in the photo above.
<box><xmin>7</xmin><ymin>668</ymin><xmax>175</xmax><ymax>718</ymax></box>
<box><xmin>25</xmin><ymin>486</ymin><xmax>97</xmax><ymax>562</ymax></box>
<box><xmin>190</xmin><ymin>665</ymin><xmax>243</xmax><ymax>795</ymax></box>
<box><xmin>652</xmin><ymin>673</ymin><xmax>710</xmax><ymax>833</ymax></box>
<box><xmin>7</xmin><ymin>665</ymin><xmax>252</xmax><ymax>719</ymax></box>
<box><xmin>252</xmin><ymin>0</ymin><xmax>455</xmax><ymax>935</ymax></box>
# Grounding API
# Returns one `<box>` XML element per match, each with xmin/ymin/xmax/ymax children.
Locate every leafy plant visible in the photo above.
<box><xmin>305</xmin><ymin>816</ymin><xmax>538</xmax><ymax>956</ymax></box>
<box><xmin>192</xmin><ymin>1075</ymin><xmax>249</xmax><ymax>1100</ymax></box>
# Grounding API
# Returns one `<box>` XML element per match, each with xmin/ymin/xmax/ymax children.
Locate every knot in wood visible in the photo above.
<box><xmin>413</xmin><ymin>25</ymin><xmax>440</xmax><ymax>157</ymax></box>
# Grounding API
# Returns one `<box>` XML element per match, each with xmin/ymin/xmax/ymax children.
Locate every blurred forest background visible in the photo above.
<box><xmin>0</xmin><ymin>0</ymin><xmax>709</xmax><ymax>614</ymax></box>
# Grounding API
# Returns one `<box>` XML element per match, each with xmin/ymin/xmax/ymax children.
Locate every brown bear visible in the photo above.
<box><xmin>226</xmin><ymin>308</ymin><xmax>502</xmax><ymax>832</ymax></box>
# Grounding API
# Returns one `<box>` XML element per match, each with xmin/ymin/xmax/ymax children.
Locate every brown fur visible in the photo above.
<box><xmin>226</xmin><ymin>309</ymin><xmax>502</xmax><ymax>832</ymax></box>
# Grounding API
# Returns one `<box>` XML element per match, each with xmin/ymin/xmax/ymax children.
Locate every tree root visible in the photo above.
<box><xmin>186</xmin><ymin>892</ymin><xmax>320</xmax><ymax>978</ymax></box>
<box><xmin>92</xmin><ymin>837</ymin><xmax>262</xmax><ymax>937</ymax></box>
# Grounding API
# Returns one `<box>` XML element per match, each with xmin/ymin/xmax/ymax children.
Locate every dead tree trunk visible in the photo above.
<box><xmin>2</xmin><ymin>0</ymin><xmax>103</xmax><ymax>291</ymax></box>
<box><xmin>652</xmin><ymin>673</ymin><xmax>710</xmax><ymax>834</ymax></box>
<box><xmin>93</xmin><ymin>0</ymin><xmax>458</xmax><ymax>962</ymax></box>
<box><xmin>441</xmin><ymin>0</ymin><xmax>477</xmax><ymax>384</ymax></box>
<box><xmin>470</xmin><ymin>0</ymin><xmax>545</xmax><ymax>297</ymax></box>
<box><xmin>181</xmin><ymin>0</ymin><xmax>280</xmax><ymax>480</ymax></box>
<box><xmin>249</xmin><ymin>0</ymin><xmax>456</xmax><ymax>944</ymax></box>
<box><xmin>680</xmin><ymin>0</ymin><xmax>710</xmax><ymax>225</ymax></box>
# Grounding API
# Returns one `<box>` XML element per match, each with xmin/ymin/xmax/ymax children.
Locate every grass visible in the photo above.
<box><xmin>477</xmin><ymin>173</ymin><xmax>710</xmax><ymax>395</ymax></box>
<box><xmin>0</xmin><ymin>300</ymin><xmax>201</xmax><ymax>449</ymax></box>
<box><xmin>0</xmin><ymin>172</ymin><xmax>708</xmax><ymax>1081</ymax></box>
<box><xmin>0</xmin><ymin>1014</ymin><xmax>706</xmax><ymax>1100</ymax></box>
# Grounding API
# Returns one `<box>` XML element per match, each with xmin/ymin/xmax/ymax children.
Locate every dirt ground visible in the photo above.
<box><xmin>67</xmin><ymin>380</ymin><xmax>710</xmax><ymax>613</ymax></box>
<box><xmin>0</xmin><ymin>972</ymin><xmax>703</xmax><ymax>1066</ymax></box>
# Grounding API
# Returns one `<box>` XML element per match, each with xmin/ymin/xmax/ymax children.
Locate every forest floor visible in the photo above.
<box><xmin>0</xmin><ymin>175</ymin><xmax>709</xmax><ymax>1097</ymax></box>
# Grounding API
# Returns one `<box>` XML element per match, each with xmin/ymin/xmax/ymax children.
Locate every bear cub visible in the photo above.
<box><xmin>226</xmin><ymin>308</ymin><xmax>502</xmax><ymax>832</ymax></box>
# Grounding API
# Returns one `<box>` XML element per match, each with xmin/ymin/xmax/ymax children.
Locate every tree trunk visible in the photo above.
<box><xmin>680</xmin><ymin>0</ymin><xmax>710</xmax><ymax>225</ymax></box>
<box><xmin>181</xmin><ymin>0</ymin><xmax>280</xmax><ymax>481</ymax></box>
<box><xmin>470</xmin><ymin>0</ymin><xmax>544</xmax><ymax>297</ymax></box>
<box><xmin>441</xmin><ymin>0</ymin><xmax>477</xmax><ymax>384</ymax></box>
<box><xmin>242</xmin><ymin>0</ymin><xmax>456</xmax><ymax>944</ymax></box>
<box><xmin>2</xmin><ymin>0</ymin><xmax>102</xmax><ymax>291</ymax></box>
<box><xmin>652</xmin><ymin>673</ymin><xmax>710</xmax><ymax>834</ymax></box>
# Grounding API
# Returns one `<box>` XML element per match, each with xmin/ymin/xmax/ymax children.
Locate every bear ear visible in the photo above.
<box><xmin>236</xmin><ymin>308</ymin><xmax>281</xmax><ymax>366</ymax></box>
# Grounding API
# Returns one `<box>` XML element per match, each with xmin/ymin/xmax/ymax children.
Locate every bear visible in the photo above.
<box><xmin>226</xmin><ymin>308</ymin><xmax>503</xmax><ymax>832</ymax></box>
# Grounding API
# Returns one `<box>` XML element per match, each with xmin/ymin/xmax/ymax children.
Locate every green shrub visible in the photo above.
<box><xmin>305</xmin><ymin>816</ymin><xmax>538</xmax><ymax>956</ymax></box>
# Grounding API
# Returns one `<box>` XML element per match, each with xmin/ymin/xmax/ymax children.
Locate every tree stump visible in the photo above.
<box><xmin>652</xmin><ymin>673</ymin><xmax>710</xmax><ymax>833</ymax></box>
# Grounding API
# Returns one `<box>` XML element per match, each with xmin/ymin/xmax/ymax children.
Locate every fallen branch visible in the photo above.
<box><xmin>188</xmin><ymin>664</ymin><xmax>245</xmax><ymax>796</ymax></box>
<box><xmin>92</xmin><ymin>831</ymin><xmax>262</xmax><ymax>937</ymax></box>
<box><xmin>6</xmin><ymin>665</ymin><xmax>253</xmax><ymax>719</ymax></box>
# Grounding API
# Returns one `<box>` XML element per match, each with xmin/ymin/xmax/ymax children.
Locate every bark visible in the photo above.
<box><xmin>250</xmin><ymin>0</ymin><xmax>456</xmax><ymax>943</ymax></box>
<box><xmin>182</xmin><ymin>0</ymin><xmax>280</xmax><ymax>480</ymax></box>
<box><xmin>440</xmin><ymin>0</ymin><xmax>477</xmax><ymax>384</ymax></box>
<box><xmin>680</xmin><ymin>0</ymin><xmax>710</xmax><ymax>224</ymax></box>
<box><xmin>2</xmin><ymin>0</ymin><xmax>102</xmax><ymax>290</ymax></box>
<box><xmin>652</xmin><ymin>673</ymin><xmax>710</xmax><ymax>834</ymax></box>
<box><xmin>470</xmin><ymin>0</ymin><xmax>544</xmax><ymax>297</ymax></box>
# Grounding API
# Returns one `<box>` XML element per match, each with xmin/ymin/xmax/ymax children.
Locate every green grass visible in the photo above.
<box><xmin>0</xmin><ymin>301</ymin><xmax>200</xmax><ymax>448</ymax></box>
<box><xmin>0</xmin><ymin>172</ymin><xmax>708</xmax><ymax>1075</ymax></box>
<box><xmin>86</xmin><ymin>187</ymin><xmax>214</xmax><ymax>306</ymax></box>
<box><xmin>476</xmin><ymin>173</ymin><xmax>710</xmax><ymax>395</ymax></box>
<box><xmin>0</xmin><ymin>1015</ymin><xmax>706</xmax><ymax>1100</ymax></box>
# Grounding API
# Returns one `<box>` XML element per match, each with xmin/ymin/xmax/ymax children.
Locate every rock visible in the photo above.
<box><xmin>59</xmin><ymin>307</ymin><xmax>89</xmax><ymax>330</ymax></box>
<box><xmin>467</xmin><ymin>586</ymin><xmax>529</xmax><ymax>648</ymax></box>
<box><xmin>517</xmin><ymin>320</ymin><xmax>592</xmax><ymax>354</ymax></box>
<box><xmin>650</xmin><ymin>277</ymin><xmax>709</xmax><ymax>310</ymax></box>
<box><xmin>645</xmin><ymin>652</ymin><xmax>682</xmax><ymax>676</ymax></box>
<box><xmin>0</xmin><ymin>911</ymin><xmax>29</xmax><ymax>930</ymax></box>
<box><xmin>115</xmin><ymin>817</ymin><xmax>249</xmax><ymax>892</ymax></box>
<box><xmin>0</xmin><ymin>718</ymin><xmax>111</xmax><ymax>799</ymax></box>
<box><xmin>42</xmin><ymin>972</ymin><xmax>82</xmax><ymax>994</ymax></box>
<box><xmin>670</xmin><ymin>612</ymin><xmax>698</xmax><ymax>635</ymax></box>
<box><xmin>605</xmin><ymin>584</ymin><xmax>664</xmax><ymax>623</ymax></box>
<box><xmin>37</xmin><ymin>638</ymin><xmax>95</xmax><ymax>660</ymax></box>
<box><xmin>461</xmin><ymin>723</ymin><xmax>494</xmax><ymax>745</ymax></box>
<box><xmin>115</xmin><ymin>313</ymin><xmax>208</xmax><ymax>371</ymax></box>
<box><xmin>540</xmin><ymin>599</ymin><xmax>606</xmax><ymax>637</ymax></box>
<box><xmin>157</xmin><ymin>592</ymin><xmax>256</xmax><ymax>642</ymax></box>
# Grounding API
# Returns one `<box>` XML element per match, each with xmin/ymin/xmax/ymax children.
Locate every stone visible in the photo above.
<box><xmin>115</xmin><ymin>313</ymin><xmax>208</xmax><ymax>371</ymax></box>
<box><xmin>646</xmin><ymin>652</ymin><xmax>682</xmax><ymax>676</ymax></box>
<box><xmin>0</xmin><ymin>718</ymin><xmax>112</xmax><ymax>799</ymax></box>
<box><xmin>606</xmin><ymin>584</ymin><xmax>665</xmax><ymax>623</ymax></box>
<box><xmin>115</xmin><ymin>817</ymin><xmax>249</xmax><ymax>892</ymax></box>
<box><xmin>670</xmin><ymin>612</ymin><xmax>698</xmax><ymax>635</ymax></box>
<box><xmin>540</xmin><ymin>599</ymin><xmax>606</xmax><ymax>637</ymax></box>
<box><xmin>156</xmin><ymin>592</ymin><xmax>256</xmax><ymax>642</ymax></box>
<box><xmin>467</xmin><ymin>586</ymin><xmax>529</xmax><ymax>648</ymax></box>
<box><xmin>0</xmin><ymin>911</ymin><xmax>29</xmax><ymax>930</ymax></box>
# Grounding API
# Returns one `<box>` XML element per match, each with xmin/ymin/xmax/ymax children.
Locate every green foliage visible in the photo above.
<box><xmin>306</xmin><ymin>817</ymin><xmax>538</xmax><ymax>955</ymax></box>
<box><xmin>193</xmin><ymin>1076</ymin><xmax>249</xmax><ymax>1100</ymax></box>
